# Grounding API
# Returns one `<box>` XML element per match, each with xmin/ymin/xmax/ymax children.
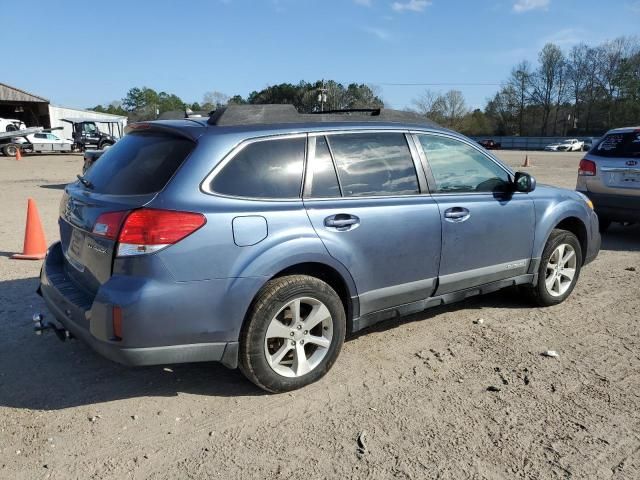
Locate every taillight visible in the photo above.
<box><xmin>117</xmin><ymin>209</ymin><xmax>206</xmax><ymax>256</ymax></box>
<box><xmin>93</xmin><ymin>211</ymin><xmax>129</xmax><ymax>240</ymax></box>
<box><xmin>578</xmin><ymin>158</ymin><xmax>596</xmax><ymax>176</ymax></box>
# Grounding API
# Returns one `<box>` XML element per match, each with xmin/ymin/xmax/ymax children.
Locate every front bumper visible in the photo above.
<box><xmin>38</xmin><ymin>242</ymin><xmax>241</xmax><ymax>368</ymax></box>
<box><xmin>580</xmin><ymin>190</ymin><xmax>640</xmax><ymax>223</ymax></box>
<box><xmin>584</xmin><ymin>209</ymin><xmax>601</xmax><ymax>265</ymax></box>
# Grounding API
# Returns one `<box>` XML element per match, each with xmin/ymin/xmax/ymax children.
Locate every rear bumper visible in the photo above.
<box><xmin>580</xmin><ymin>190</ymin><xmax>640</xmax><ymax>222</ymax></box>
<box><xmin>39</xmin><ymin>242</ymin><xmax>243</xmax><ymax>368</ymax></box>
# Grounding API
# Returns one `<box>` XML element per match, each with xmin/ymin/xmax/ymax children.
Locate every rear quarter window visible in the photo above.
<box><xmin>83</xmin><ymin>132</ymin><xmax>194</xmax><ymax>195</ymax></box>
<box><xmin>210</xmin><ymin>137</ymin><xmax>305</xmax><ymax>198</ymax></box>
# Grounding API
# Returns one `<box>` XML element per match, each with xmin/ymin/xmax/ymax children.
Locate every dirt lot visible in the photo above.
<box><xmin>1</xmin><ymin>151</ymin><xmax>638</xmax><ymax>479</ymax></box>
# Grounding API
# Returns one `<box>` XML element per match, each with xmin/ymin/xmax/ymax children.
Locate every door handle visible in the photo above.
<box><xmin>444</xmin><ymin>207</ymin><xmax>470</xmax><ymax>222</ymax></box>
<box><xmin>324</xmin><ymin>214</ymin><xmax>360</xmax><ymax>231</ymax></box>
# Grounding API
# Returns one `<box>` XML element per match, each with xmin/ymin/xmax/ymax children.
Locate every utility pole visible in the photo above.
<box><xmin>317</xmin><ymin>80</ymin><xmax>328</xmax><ymax>112</ymax></box>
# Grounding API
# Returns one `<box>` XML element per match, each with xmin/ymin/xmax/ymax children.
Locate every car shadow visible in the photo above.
<box><xmin>0</xmin><ymin>277</ymin><xmax>265</xmax><ymax>412</ymax></box>
<box><xmin>601</xmin><ymin>223</ymin><xmax>640</xmax><ymax>252</ymax></box>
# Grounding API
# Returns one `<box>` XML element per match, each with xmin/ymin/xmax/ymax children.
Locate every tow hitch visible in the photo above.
<box><xmin>33</xmin><ymin>313</ymin><xmax>73</xmax><ymax>341</ymax></box>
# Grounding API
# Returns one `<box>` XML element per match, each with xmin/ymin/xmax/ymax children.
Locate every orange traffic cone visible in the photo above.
<box><xmin>15</xmin><ymin>148</ymin><xmax>21</xmax><ymax>161</ymax></box>
<box><xmin>522</xmin><ymin>155</ymin><xmax>531</xmax><ymax>167</ymax></box>
<box><xmin>12</xmin><ymin>198</ymin><xmax>48</xmax><ymax>260</ymax></box>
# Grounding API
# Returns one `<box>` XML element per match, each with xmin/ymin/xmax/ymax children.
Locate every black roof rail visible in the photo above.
<box><xmin>207</xmin><ymin>104</ymin><xmax>438</xmax><ymax>127</ymax></box>
<box><xmin>309</xmin><ymin>108</ymin><xmax>381</xmax><ymax>116</ymax></box>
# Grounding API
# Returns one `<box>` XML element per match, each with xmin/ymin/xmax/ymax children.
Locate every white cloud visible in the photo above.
<box><xmin>363</xmin><ymin>26</ymin><xmax>391</xmax><ymax>40</ymax></box>
<box><xmin>354</xmin><ymin>0</ymin><xmax>372</xmax><ymax>6</ymax></box>
<box><xmin>541</xmin><ymin>28</ymin><xmax>586</xmax><ymax>47</ymax></box>
<box><xmin>513</xmin><ymin>0</ymin><xmax>549</xmax><ymax>13</ymax></box>
<box><xmin>391</xmin><ymin>0</ymin><xmax>432</xmax><ymax>13</ymax></box>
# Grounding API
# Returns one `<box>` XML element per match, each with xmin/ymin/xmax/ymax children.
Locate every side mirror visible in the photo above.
<box><xmin>513</xmin><ymin>171</ymin><xmax>536</xmax><ymax>193</ymax></box>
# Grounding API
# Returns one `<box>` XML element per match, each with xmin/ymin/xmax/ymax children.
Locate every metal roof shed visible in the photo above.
<box><xmin>0</xmin><ymin>83</ymin><xmax>50</xmax><ymax>127</ymax></box>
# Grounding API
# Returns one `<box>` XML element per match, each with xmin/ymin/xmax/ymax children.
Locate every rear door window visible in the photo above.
<box><xmin>211</xmin><ymin>137</ymin><xmax>305</xmax><ymax>198</ymax></box>
<box><xmin>83</xmin><ymin>132</ymin><xmax>194</xmax><ymax>195</ymax></box>
<box><xmin>595</xmin><ymin>132</ymin><xmax>640</xmax><ymax>158</ymax></box>
<box><xmin>327</xmin><ymin>132</ymin><xmax>419</xmax><ymax>197</ymax></box>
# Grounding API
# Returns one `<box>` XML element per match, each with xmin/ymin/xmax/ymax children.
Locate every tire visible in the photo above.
<box><xmin>3</xmin><ymin>144</ymin><xmax>18</xmax><ymax>157</ymax></box>
<box><xmin>525</xmin><ymin>229</ymin><xmax>582</xmax><ymax>307</ymax></box>
<box><xmin>239</xmin><ymin>275</ymin><xmax>346</xmax><ymax>393</ymax></box>
<box><xmin>99</xmin><ymin>142</ymin><xmax>114</xmax><ymax>150</ymax></box>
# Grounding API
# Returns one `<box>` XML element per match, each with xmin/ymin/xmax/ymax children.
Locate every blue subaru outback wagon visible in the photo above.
<box><xmin>38</xmin><ymin>105</ymin><xmax>600</xmax><ymax>392</ymax></box>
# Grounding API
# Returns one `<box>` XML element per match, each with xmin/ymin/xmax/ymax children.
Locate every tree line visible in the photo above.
<box><xmin>414</xmin><ymin>36</ymin><xmax>639</xmax><ymax>137</ymax></box>
<box><xmin>91</xmin><ymin>36</ymin><xmax>638</xmax><ymax>136</ymax></box>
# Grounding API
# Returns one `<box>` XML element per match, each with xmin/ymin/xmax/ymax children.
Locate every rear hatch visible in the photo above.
<box><xmin>59</xmin><ymin>129</ymin><xmax>196</xmax><ymax>296</ymax></box>
<box><xmin>589</xmin><ymin>130</ymin><xmax>640</xmax><ymax>192</ymax></box>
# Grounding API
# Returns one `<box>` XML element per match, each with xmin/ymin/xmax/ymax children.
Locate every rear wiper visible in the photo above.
<box><xmin>76</xmin><ymin>174</ymin><xmax>94</xmax><ymax>189</ymax></box>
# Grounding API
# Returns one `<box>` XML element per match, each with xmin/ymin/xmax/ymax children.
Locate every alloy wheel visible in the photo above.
<box><xmin>545</xmin><ymin>243</ymin><xmax>577</xmax><ymax>297</ymax></box>
<box><xmin>264</xmin><ymin>297</ymin><xmax>333</xmax><ymax>378</ymax></box>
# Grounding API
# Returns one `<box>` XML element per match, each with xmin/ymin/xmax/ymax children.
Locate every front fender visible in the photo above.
<box><xmin>532</xmin><ymin>189</ymin><xmax>593</xmax><ymax>260</ymax></box>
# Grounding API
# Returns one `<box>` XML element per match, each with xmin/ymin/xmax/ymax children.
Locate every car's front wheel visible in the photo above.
<box><xmin>239</xmin><ymin>275</ymin><xmax>346</xmax><ymax>393</ymax></box>
<box><xmin>526</xmin><ymin>229</ymin><xmax>583</xmax><ymax>306</ymax></box>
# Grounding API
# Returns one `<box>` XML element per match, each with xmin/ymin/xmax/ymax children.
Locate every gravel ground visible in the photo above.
<box><xmin>0</xmin><ymin>151</ymin><xmax>638</xmax><ymax>480</ymax></box>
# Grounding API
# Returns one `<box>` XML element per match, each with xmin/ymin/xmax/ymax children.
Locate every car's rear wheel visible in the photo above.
<box><xmin>239</xmin><ymin>275</ymin><xmax>346</xmax><ymax>393</ymax></box>
<box><xmin>525</xmin><ymin>229</ymin><xmax>582</xmax><ymax>306</ymax></box>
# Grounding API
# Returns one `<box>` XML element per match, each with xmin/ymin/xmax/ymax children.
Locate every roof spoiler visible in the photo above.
<box><xmin>125</xmin><ymin>122</ymin><xmax>201</xmax><ymax>141</ymax></box>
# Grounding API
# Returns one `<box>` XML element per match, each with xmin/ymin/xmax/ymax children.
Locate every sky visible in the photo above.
<box><xmin>3</xmin><ymin>0</ymin><xmax>639</xmax><ymax>111</ymax></box>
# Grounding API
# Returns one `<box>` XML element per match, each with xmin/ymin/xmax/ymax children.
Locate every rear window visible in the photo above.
<box><xmin>83</xmin><ymin>132</ymin><xmax>194</xmax><ymax>195</ymax></box>
<box><xmin>594</xmin><ymin>132</ymin><xmax>640</xmax><ymax>158</ymax></box>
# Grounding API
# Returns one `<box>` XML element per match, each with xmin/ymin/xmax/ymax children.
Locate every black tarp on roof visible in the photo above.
<box><xmin>207</xmin><ymin>105</ymin><xmax>439</xmax><ymax>127</ymax></box>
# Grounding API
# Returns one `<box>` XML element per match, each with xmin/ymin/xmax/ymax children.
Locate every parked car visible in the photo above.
<box><xmin>478</xmin><ymin>139</ymin><xmax>501</xmax><ymax>150</ymax></box>
<box><xmin>576</xmin><ymin>127</ymin><xmax>640</xmax><ymax>231</ymax></box>
<box><xmin>37</xmin><ymin>105</ymin><xmax>600</xmax><ymax>393</ymax></box>
<box><xmin>13</xmin><ymin>132</ymin><xmax>73</xmax><ymax>153</ymax></box>
<box><xmin>0</xmin><ymin>118</ymin><xmax>27</xmax><ymax>132</ymax></box>
<box><xmin>545</xmin><ymin>139</ymin><xmax>584</xmax><ymax>152</ymax></box>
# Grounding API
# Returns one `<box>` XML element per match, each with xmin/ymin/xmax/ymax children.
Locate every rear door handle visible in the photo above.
<box><xmin>444</xmin><ymin>207</ymin><xmax>470</xmax><ymax>222</ymax></box>
<box><xmin>324</xmin><ymin>214</ymin><xmax>360</xmax><ymax>231</ymax></box>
